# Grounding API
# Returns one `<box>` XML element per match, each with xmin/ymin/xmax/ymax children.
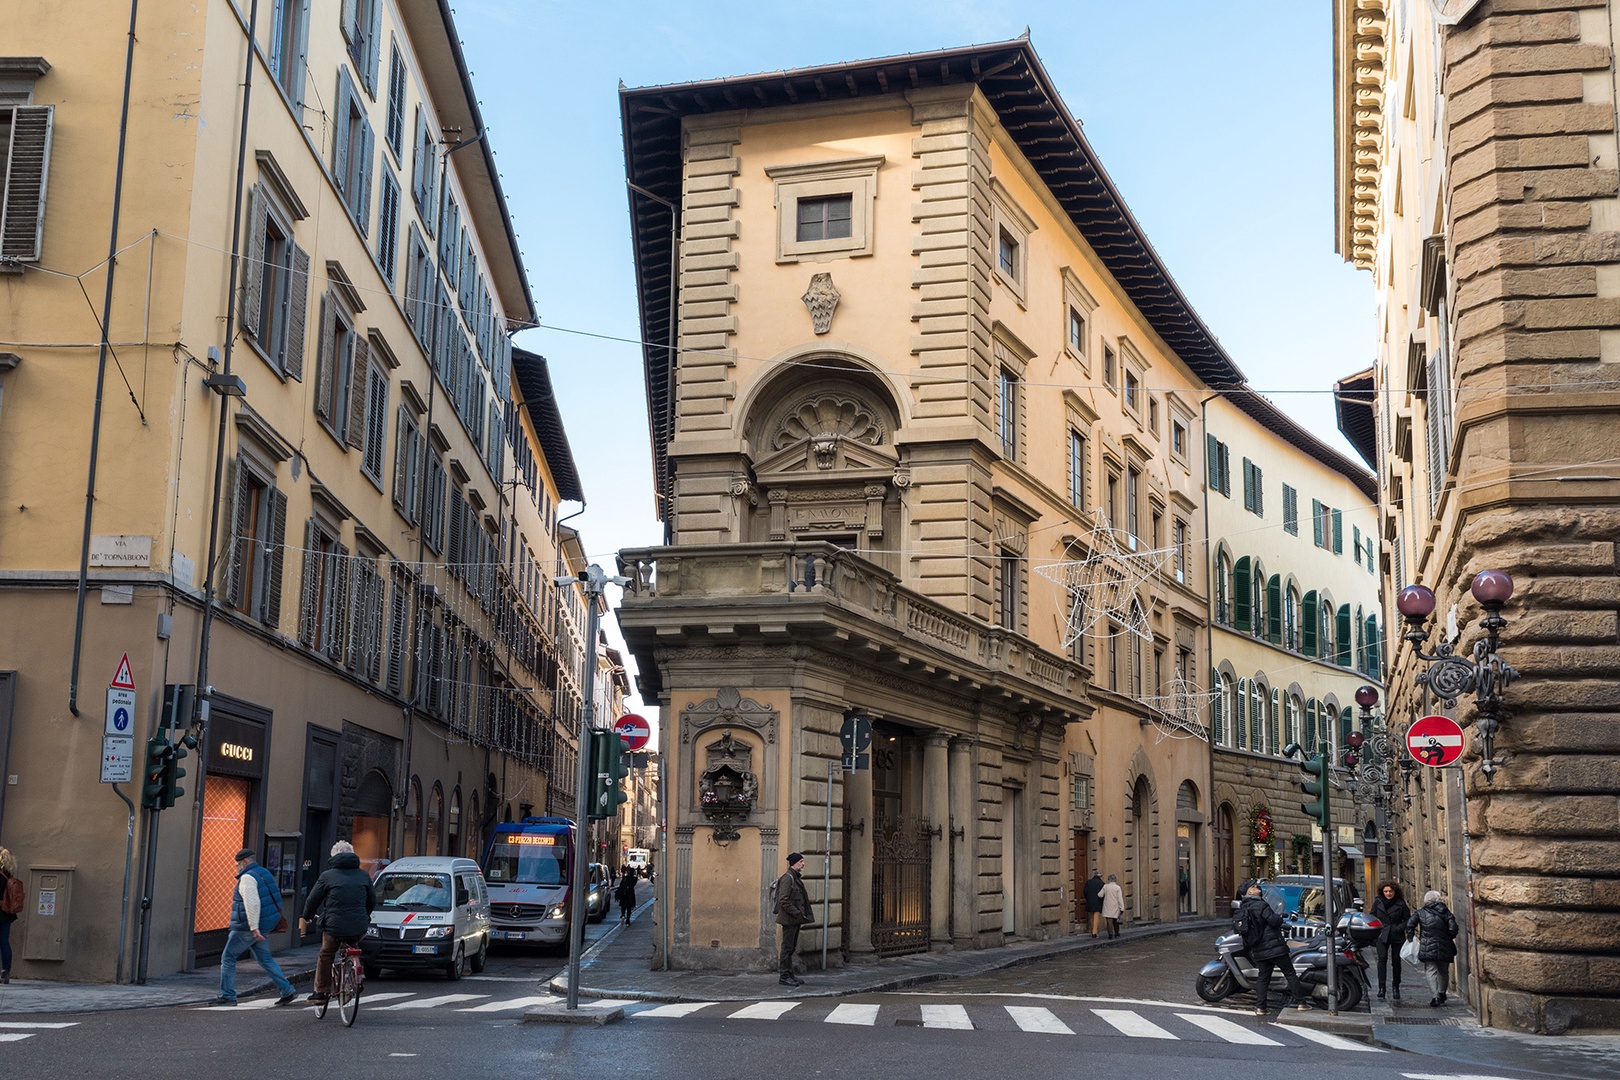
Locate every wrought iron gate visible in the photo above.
<box><xmin>871</xmin><ymin>816</ymin><xmax>931</xmax><ymax>956</ymax></box>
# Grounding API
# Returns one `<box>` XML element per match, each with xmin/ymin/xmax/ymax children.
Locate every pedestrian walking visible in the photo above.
<box><xmin>772</xmin><ymin>851</ymin><xmax>812</xmax><ymax>987</ymax></box>
<box><xmin>0</xmin><ymin>847</ymin><xmax>22</xmax><ymax>984</ymax></box>
<box><xmin>1083</xmin><ymin>871</ymin><xmax>1104</xmax><ymax>938</ymax></box>
<box><xmin>1099</xmin><ymin>874</ymin><xmax>1124</xmax><ymax>939</ymax></box>
<box><xmin>615</xmin><ymin>867</ymin><xmax>639</xmax><ymax>925</ymax></box>
<box><xmin>1370</xmin><ymin>880</ymin><xmax>1410</xmax><ymax>1001</ymax></box>
<box><xmin>1238</xmin><ymin>880</ymin><xmax>1310</xmax><ymax>1016</ymax></box>
<box><xmin>1405</xmin><ymin>889</ymin><xmax>1461</xmax><ymax>1007</ymax></box>
<box><xmin>212</xmin><ymin>848</ymin><xmax>298</xmax><ymax>1006</ymax></box>
<box><xmin>1178</xmin><ymin>866</ymin><xmax>1190</xmax><ymax>911</ymax></box>
<box><xmin>299</xmin><ymin>840</ymin><xmax>377</xmax><ymax>1005</ymax></box>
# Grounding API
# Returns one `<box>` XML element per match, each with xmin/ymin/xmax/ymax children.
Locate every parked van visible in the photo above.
<box><xmin>362</xmin><ymin>856</ymin><xmax>490</xmax><ymax>980</ymax></box>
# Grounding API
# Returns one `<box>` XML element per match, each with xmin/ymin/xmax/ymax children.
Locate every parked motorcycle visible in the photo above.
<box><xmin>1195</xmin><ymin>909</ymin><xmax>1382</xmax><ymax>1010</ymax></box>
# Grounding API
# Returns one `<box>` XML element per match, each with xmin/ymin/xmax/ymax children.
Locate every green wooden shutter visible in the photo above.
<box><xmin>1233</xmin><ymin>556</ymin><xmax>1252</xmax><ymax>632</ymax></box>
<box><xmin>1234</xmin><ymin>678</ymin><xmax>1247</xmax><ymax>749</ymax></box>
<box><xmin>1302</xmin><ymin>590</ymin><xmax>1317</xmax><ymax>656</ymax></box>
<box><xmin>284</xmin><ymin>243</ymin><xmax>311</xmax><ymax>381</ymax></box>
<box><xmin>1212</xmin><ymin>673</ymin><xmax>1224</xmax><ymax>744</ymax></box>
<box><xmin>1269</xmin><ymin>688</ymin><xmax>1281</xmax><ymax>755</ymax></box>
<box><xmin>1266</xmin><ymin>575</ymin><xmax>1282</xmax><ymax>644</ymax></box>
<box><xmin>1332</xmin><ymin>509</ymin><xmax>1343</xmax><ymax>554</ymax></box>
<box><xmin>1337</xmin><ymin>604</ymin><xmax>1353</xmax><ymax>666</ymax></box>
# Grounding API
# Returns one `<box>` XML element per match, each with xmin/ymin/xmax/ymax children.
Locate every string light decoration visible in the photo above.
<box><xmin>1036</xmin><ymin>524</ymin><xmax>1171</xmax><ymax>648</ymax></box>
<box><xmin>1137</xmin><ymin>671</ymin><xmax>1217</xmax><ymax>743</ymax></box>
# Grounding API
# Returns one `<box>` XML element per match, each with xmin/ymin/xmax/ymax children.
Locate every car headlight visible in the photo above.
<box><xmin>422</xmin><ymin>925</ymin><xmax>453</xmax><ymax>939</ymax></box>
<box><xmin>546</xmin><ymin>904</ymin><xmax>566</xmax><ymax>920</ymax></box>
<box><xmin>364</xmin><ymin>926</ymin><xmax>379</xmax><ymax>938</ymax></box>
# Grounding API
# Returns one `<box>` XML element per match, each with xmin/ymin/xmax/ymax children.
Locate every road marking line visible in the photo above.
<box><xmin>0</xmin><ymin>1022</ymin><xmax>77</xmax><ymax>1029</ymax></box>
<box><xmin>826</xmin><ymin>1003</ymin><xmax>880</xmax><ymax>1026</ymax></box>
<box><xmin>920</xmin><ymin>1004</ymin><xmax>973</xmax><ymax>1029</ymax></box>
<box><xmin>331</xmin><ymin>992</ymin><xmax>414</xmax><ymax>1006</ymax></box>
<box><xmin>374</xmin><ymin>993</ymin><xmax>489</xmax><ymax>1010</ymax></box>
<box><xmin>1093</xmin><ymin>1008</ymin><xmax>1178</xmax><ymax>1039</ymax></box>
<box><xmin>1006</xmin><ymin>1006</ymin><xmax>1074</xmax><ymax>1035</ymax></box>
<box><xmin>1277</xmin><ymin>1024</ymin><xmax>1385</xmax><ymax>1052</ymax></box>
<box><xmin>0</xmin><ymin>1034</ymin><xmax>36</xmax><ymax>1042</ymax></box>
<box><xmin>729</xmin><ymin>1001</ymin><xmax>799</xmax><ymax>1020</ymax></box>
<box><xmin>1400</xmin><ymin>1074</ymin><xmax>1529</xmax><ymax>1080</ymax></box>
<box><xmin>225</xmin><ymin>999</ymin><xmax>280</xmax><ymax>1010</ymax></box>
<box><xmin>457</xmin><ymin>995</ymin><xmax>561</xmax><ymax>1012</ymax></box>
<box><xmin>1175</xmin><ymin>1012</ymin><xmax>1282</xmax><ymax>1045</ymax></box>
<box><xmin>634</xmin><ymin>1002</ymin><xmax>717</xmax><ymax>1018</ymax></box>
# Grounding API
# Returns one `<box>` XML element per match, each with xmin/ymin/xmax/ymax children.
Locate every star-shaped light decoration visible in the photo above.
<box><xmin>1036</xmin><ymin>523</ymin><xmax>1171</xmax><ymax>648</ymax></box>
<box><xmin>1137</xmin><ymin>671</ymin><xmax>1217</xmax><ymax>743</ymax></box>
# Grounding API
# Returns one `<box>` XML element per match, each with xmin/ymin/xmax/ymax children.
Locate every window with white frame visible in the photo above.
<box><xmin>764</xmin><ymin>155</ymin><xmax>882</xmax><ymax>262</ymax></box>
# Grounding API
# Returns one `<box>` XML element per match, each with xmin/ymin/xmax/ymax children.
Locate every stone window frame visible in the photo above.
<box><xmin>1060</xmin><ymin>267</ymin><xmax>1097</xmax><ymax>373</ymax></box>
<box><xmin>992</xmin><ymin>327</ymin><xmax>1034</xmax><ymax>464</ymax></box>
<box><xmin>1167</xmin><ymin>393</ymin><xmax>1195</xmax><ymax>472</ymax></box>
<box><xmin>765</xmin><ymin>154</ymin><xmax>884</xmax><ymax>264</ymax></box>
<box><xmin>989</xmin><ymin>177</ymin><xmax>1036</xmax><ymax>306</ymax></box>
<box><xmin>1117</xmin><ymin>336</ymin><xmax>1150</xmax><ymax>425</ymax></box>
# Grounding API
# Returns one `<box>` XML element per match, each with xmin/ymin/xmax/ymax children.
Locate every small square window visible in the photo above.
<box><xmin>796</xmin><ymin>194</ymin><xmax>853</xmax><ymax>243</ymax></box>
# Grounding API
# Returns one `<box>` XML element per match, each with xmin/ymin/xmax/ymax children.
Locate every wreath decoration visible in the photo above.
<box><xmin>1249</xmin><ymin>803</ymin><xmax>1273</xmax><ymax>848</ymax></box>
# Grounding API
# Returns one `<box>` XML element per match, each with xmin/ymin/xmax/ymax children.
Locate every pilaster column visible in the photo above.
<box><xmin>845</xmin><ymin>763</ymin><xmax>875</xmax><ymax>955</ymax></box>
<box><xmin>924</xmin><ymin>733</ymin><xmax>951</xmax><ymax>948</ymax></box>
<box><xmin>949</xmin><ymin>736</ymin><xmax>976</xmax><ymax>946</ymax></box>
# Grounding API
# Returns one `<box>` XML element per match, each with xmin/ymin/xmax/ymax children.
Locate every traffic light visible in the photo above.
<box><xmin>588</xmin><ymin>729</ymin><xmax>631</xmax><ymax>820</ymax></box>
<box><xmin>161</xmin><ymin>733</ymin><xmax>195</xmax><ymax>808</ymax></box>
<box><xmin>141</xmin><ymin>737</ymin><xmax>169</xmax><ymax>811</ymax></box>
<box><xmin>1298</xmin><ymin>748</ymin><xmax>1330</xmax><ymax>829</ymax></box>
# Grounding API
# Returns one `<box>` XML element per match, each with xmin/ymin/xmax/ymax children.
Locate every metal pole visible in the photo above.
<box><xmin>563</xmin><ymin>564</ymin><xmax>625</xmax><ymax>1008</ymax></box>
<box><xmin>111</xmin><ymin>784</ymin><xmax>135</xmax><ymax>983</ymax></box>
<box><xmin>1323</xmin><ymin>739</ymin><xmax>1339</xmax><ymax>1016</ymax></box>
<box><xmin>823</xmin><ymin>758</ymin><xmax>834</xmax><ymax>973</ymax></box>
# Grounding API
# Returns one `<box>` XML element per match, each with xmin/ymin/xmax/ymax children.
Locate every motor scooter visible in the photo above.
<box><xmin>1195</xmin><ymin>909</ymin><xmax>1381</xmax><ymax>1010</ymax></box>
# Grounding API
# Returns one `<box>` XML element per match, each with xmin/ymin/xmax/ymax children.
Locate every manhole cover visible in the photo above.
<box><xmin>894</xmin><ymin>1018</ymin><xmax>924</xmax><ymax>1027</ymax></box>
<box><xmin>1381</xmin><ymin>1017</ymin><xmax>1466</xmax><ymax>1026</ymax></box>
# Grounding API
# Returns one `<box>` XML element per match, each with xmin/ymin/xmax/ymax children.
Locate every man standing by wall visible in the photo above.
<box><xmin>773</xmin><ymin>852</ymin><xmax>811</xmax><ymax>987</ymax></box>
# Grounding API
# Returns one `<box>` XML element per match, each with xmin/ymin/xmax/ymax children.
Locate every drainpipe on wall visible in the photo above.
<box><xmin>67</xmin><ymin>0</ymin><xmax>142</xmax><ymax>716</ymax></box>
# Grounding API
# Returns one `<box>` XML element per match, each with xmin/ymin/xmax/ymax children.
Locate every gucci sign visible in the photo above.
<box><xmin>219</xmin><ymin>741</ymin><xmax>254</xmax><ymax>762</ymax></box>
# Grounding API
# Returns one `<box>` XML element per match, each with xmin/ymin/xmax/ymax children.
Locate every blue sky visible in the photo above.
<box><xmin>453</xmin><ymin>1</ymin><xmax>1374</xmax><ymax>708</ymax></box>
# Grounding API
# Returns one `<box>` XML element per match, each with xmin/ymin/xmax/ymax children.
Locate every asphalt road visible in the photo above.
<box><xmin>0</xmin><ymin>927</ymin><xmax>1549</xmax><ymax>1080</ymax></box>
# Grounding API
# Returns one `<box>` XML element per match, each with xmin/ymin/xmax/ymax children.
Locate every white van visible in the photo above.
<box><xmin>362</xmin><ymin>856</ymin><xmax>491</xmax><ymax>980</ymax></box>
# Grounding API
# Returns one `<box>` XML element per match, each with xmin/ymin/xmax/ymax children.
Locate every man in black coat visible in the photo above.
<box><xmin>772</xmin><ymin>852</ymin><xmax>812</xmax><ymax>988</ymax></box>
<box><xmin>1238</xmin><ymin>881</ymin><xmax>1309</xmax><ymax>1016</ymax></box>
<box><xmin>300</xmin><ymin>840</ymin><xmax>376</xmax><ymax>1004</ymax></box>
<box><xmin>1084</xmin><ymin>872</ymin><xmax>1105</xmax><ymax>938</ymax></box>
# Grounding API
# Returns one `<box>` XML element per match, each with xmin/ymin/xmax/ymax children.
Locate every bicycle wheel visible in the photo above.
<box><xmin>338</xmin><ymin>955</ymin><xmax>361</xmax><ymax>1027</ymax></box>
<box><xmin>314</xmin><ymin>977</ymin><xmax>330</xmax><ymax>1019</ymax></box>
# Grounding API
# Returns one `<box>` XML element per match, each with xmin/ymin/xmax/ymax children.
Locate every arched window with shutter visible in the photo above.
<box><xmin>1268</xmin><ymin>687</ymin><xmax>1281</xmax><ymax>754</ymax></box>
<box><xmin>1233</xmin><ymin>557</ymin><xmax>1252</xmax><ymax>632</ymax></box>
<box><xmin>1212</xmin><ymin>670</ymin><xmax>1226</xmax><ymax>745</ymax></box>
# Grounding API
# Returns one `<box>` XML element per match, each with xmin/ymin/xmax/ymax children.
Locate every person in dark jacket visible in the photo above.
<box><xmin>1405</xmin><ymin>889</ymin><xmax>1460</xmax><ymax>1006</ymax></box>
<box><xmin>615</xmin><ymin>868</ymin><xmax>638</xmax><ymax>925</ymax></box>
<box><xmin>300</xmin><ymin>840</ymin><xmax>376</xmax><ymax>1004</ymax></box>
<box><xmin>773</xmin><ymin>852</ymin><xmax>812</xmax><ymax>987</ymax></box>
<box><xmin>1083</xmin><ymin>872</ymin><xmax>1105</xmax><ymax>938</ymax></box>
<box><xmin>1370</xmin><ymin>880</ymin><xmax>1411</xmax><ymax>1002</ymax></box>
<box><xmin>1238</xmin><ymin>881</ymin><xmax>1309</xmax><ymax>1016</ymax></box>
<box><xmin>213</xmin><ymin>848</ymin><xmax>298</xmax><ymax>1006</ymax></box>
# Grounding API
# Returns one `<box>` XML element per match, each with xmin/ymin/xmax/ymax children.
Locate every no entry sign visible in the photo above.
<box><xmin>1407</xmin><ymin>714</ymin><xmax>1465</xmax><ymax>768</ymax></box>
<box><xmin>614</xmin><ymin>713</ymin><xmax>651</xmax><ymax>751</ymax></box>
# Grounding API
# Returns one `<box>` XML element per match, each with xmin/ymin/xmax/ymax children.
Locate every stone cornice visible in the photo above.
<box><xmin>1333</xmin><ymin>0</ymin><xmax>1389</xmax><ymax>270</ymax></box>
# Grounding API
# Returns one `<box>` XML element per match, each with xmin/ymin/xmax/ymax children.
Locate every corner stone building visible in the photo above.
<box><xmin>1333</xmin><ymin>0</ymin><xmax>1620</xmax><ymax>1033</ymax></box>
<box><xmin>613</xmin><ymin>40</ymin><xmax>1280</xmax><ymax>971</ymax></box>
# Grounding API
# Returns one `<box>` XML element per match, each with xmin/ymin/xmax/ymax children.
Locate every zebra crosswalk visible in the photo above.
<box><xmin>0</xmin><ymin>1021</ymin><xmax>78</xmax><ymax>1043</ymax></box>
<box><xmin>624</xmin><ymin>999</ymin><xmax>1383</xmax><ymax>1053</ymax></box>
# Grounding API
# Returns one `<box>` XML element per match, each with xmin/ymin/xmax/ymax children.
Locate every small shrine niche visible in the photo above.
<box><xmin>697</xmin><ymin>729</ymin><xmax>759</xmax><ymax>842</ymax></box>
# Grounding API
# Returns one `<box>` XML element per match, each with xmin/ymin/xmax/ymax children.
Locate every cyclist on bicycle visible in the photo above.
<box><xmin>300</xmin><ymin>840</ymin><xmax>376</xmax><ymax>1005</ymax></box>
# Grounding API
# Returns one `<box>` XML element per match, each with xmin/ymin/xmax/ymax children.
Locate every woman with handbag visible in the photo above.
<box><xmin>1370</xmin><ymin>880</ymin><xmax>1410</xmax><ymax>1001</ymax></box>
<box><xmin>1405</xmin><ymin>888</ymin><xmax>1461</xmax><ymax>1006</ymax></box>
<box><xmin>0</xmin><ymin>847</ymin><xmax>22</xmax><ymax>983</ymax></box>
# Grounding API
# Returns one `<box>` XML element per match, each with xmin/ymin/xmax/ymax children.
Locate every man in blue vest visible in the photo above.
<box><xmin>212</xmin><ymin>847</ymin><xmax>298</xmax><ymax>1006</ymax></box>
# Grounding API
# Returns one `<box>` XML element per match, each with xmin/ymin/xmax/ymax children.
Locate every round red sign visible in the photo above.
<box><xmin>1407</xmin><ymin>714</ymin><xmax>1465</xmax><ymax>768</ymax></box>
<box><xmin>614</xmin><ymin>713</ymin><xmax>651</xmax><ymax>751</ymax></box>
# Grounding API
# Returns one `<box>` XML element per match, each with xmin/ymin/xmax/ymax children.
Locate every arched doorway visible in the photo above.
<box><xmin>351</xmin><ymin>769</ymin><xmax>393</xmax><ymax>876</ymax></box>
<box><xmin>1175</xmin><ymin>780</ymin><xmax>1200</xmax><ymax>916</ymax></box>
<box><xmin>1130</xmin><ymin>776</ymin><xmax>1154</xmax><ymax>920</ymax></box>
<box><xmin>1214</xmin><ymin>802</ymin><xmax>1235</xmax><ymax>904</ymax></box>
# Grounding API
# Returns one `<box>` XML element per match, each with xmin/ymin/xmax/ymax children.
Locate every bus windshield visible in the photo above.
<box><xmin>483</xmin><ymin>833</ymin><xmax>568</xmax><ymax>886</ymax></box>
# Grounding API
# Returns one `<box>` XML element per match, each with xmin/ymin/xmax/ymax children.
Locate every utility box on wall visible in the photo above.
<box><xmin>23</xmin><ymin>865</ymin><xmax>74</xmax><ymax>961</ymax></box>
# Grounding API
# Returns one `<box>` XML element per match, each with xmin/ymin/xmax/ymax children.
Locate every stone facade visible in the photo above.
<box><xmin>1333</xmin><ymin>0</ymin><xmax>1620</xmax><ymax>1034</ymax></box>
